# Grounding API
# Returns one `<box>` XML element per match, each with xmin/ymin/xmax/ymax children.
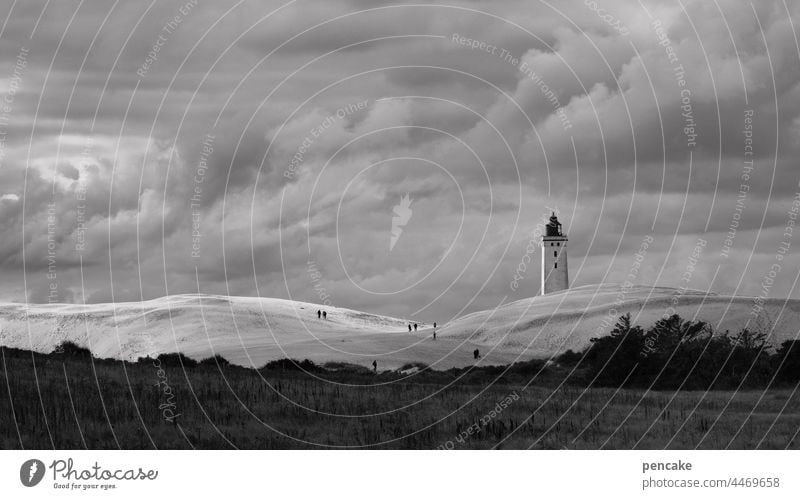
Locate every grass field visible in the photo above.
<box><xmin>1</xmin><ymin>345</ymin><xmax>799</xmax><ymax>449</ymax></box>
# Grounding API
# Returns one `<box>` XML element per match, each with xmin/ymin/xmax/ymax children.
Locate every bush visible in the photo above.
<box><xmin>53</xmin><ymin>341</ymin><xmax>92</xmax><ymax>358</ymax></box>
<box><xmin>774</xmin><ymin>340</ymin><xmax>800</xmax><ymax>385</ymax></box>
<box><xmin>585</xmin><ymin>313</ymin><xmax>645</xmax><ymax>387</ymax></box>
<box><xmin>155</xmin><ymin>352</ymin><xmax>198</xmax><ymax>368</ymax></box>
<box><xmin>260</xmin><ymin>358</ymin><xmax>318</xmax><ymax>372</ymax></box>
<box><xmin>555</xmin><ymin>349</ymin><xmax>582</xmax><ymax>366</ymax></box>
<box><xmin>322</xmin><ymin>362</ymin><xmax>373</xmax><ymax>374</ymax></box>
<box><xmin>198</xmin><ymin>355</ymin><xmax>231</xmax><ymax>368</ymax></box>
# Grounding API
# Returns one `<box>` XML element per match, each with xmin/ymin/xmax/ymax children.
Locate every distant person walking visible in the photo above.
<box><xmin>414</xmin><ymin>323</ymin><xmax>418</xmax><ymax>332</ymax></box>
<box><xmin>372</xmin><ymin>360</ymin><xmax>377</xmax><ymax>373</ymax></box>
<box><xmin>317</xmin><ymin>309</ymin><xmax>321</xmax><ymax>319</ymax></box>
<box><xmin>408</xmin><ymin>324</ymin><xmax>412</xmax><ymax>332</ymax></box>
<box><xmin>473</xmin><ymin>348</ymin><xmax>480</xmax><ymax>360</ymax></box>
<box><xmin>433</xmin><ymin>322</ymin><xmax>437</xmax><ymax>329</ymax></box>
<box><xmin>433</xmin><ymin>330</ymin><xmax>436</xmax><ymax>341</ymax></box>
<box><xmin>323</xmin><ymin>311</ymin><xmax>327</xmax><ymax>320</ymax></box>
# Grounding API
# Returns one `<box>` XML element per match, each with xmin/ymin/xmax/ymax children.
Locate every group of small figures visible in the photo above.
<box><xmin>313</xmin><ymin>310</ymin><xmax>482</xmax><ymax>369</ymax></box>
<box><xmin>405</xmin><ymin>321</ymin><xmax>480</xmax><ymax>359</ymax></box>
<box><xmin>407</xmin><ymin>321</ymin><xmax>438</xmax><ymax>340</ymax></box>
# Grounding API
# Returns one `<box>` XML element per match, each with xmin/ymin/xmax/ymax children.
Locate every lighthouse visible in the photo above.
<box><xmin>541</xmin><ymin>212</ymin><xmax>569</xmax><ymax>295</ymax></box>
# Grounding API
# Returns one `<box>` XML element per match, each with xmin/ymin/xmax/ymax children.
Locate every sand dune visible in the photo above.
<box><xmin>0</xmin><ymin>284</ymin><xmax>797</xmax><ymax>369</ymax></box>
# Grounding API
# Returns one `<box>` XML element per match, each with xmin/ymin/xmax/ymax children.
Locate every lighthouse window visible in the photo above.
<box><xmin>550</xmin><ymin>243</ymin><xmax>554</xmax><ymax>246</ymax></box>
<box><xmin>554</xmin><ymin>262</ymin><xmax>558</xmax><ymax>269</ymax></box>
<box><xmin>554</xmin><ymin>251</ymin><xmax>558</xmax><ymax>258</ymax></box>
<box><xmin>557</xmin><ymin>242</ymin><xmax>560</xmax><ymax>246</ymax></box>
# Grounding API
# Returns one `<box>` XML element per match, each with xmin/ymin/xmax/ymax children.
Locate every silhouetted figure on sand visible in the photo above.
<box><xmin>473</xmin><ymin>349</ymin><xmax>480</xmax><ymax>360</ymax></box>
<box><xmin>372</xmin><ymin>360</ymin><xmax>377</xmax><ymax>373</ymax></box>
<box><xmin>433</xmin><ymin>331</ymin><xmax>436</xmax><ymax>341</ymax></box>
<box><xmin>433</xmin><ymin>322</ymin><xmax>437</xmax><ymax>329</ymax></box>
<box><xmin>323</xmin><ymin>311</ymin><xmax>327</xmax><ymax>320</ymax></box>
<box><xmin>317</xmin><ymin>310</ymin><xmax>321</xmax><ymax>319</ymax></box>
<box><xmin>408</xmin><ymin>324</ymin><xmax>412</xmax><ymax>332</ymax></box>
<box><xmin>414</xmin><ymin>323</ymin><xmax>418</xmax><ymax>332</ymax></box>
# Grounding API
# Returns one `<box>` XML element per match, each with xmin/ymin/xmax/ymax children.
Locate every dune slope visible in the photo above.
<box><xmin>1</xmin><ymin>284</ymin><xmax>797</xmax><ymax>369</ymax></box>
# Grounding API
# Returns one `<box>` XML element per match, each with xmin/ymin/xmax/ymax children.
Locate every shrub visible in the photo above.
<box><xmin>53</xmin><ymin>341</ymin><xmax>92</xmax><ymax>358</ymax></box>
<box><xmin>260</xmin><ymin>358</ymin><xmax>318</xmax><ymax>372</ymax></box>
<box><xmin>555</xmin><ymin>349</ymin><xmax>582</xmax><ymax>366</ymax></box>
<box><xmin>773</xmin><ymin>340</ymin><xmax>800</xmax><ymax>385</ymax></box>
<box><xmin>155</xmin><ymin>352</ymin><xmax>198</xmax><ymax>368</ymax></box>
<box><xmin>198</xmin><ymin>355</ymin><xmax>231</xmax><ymax>368</ymax></box>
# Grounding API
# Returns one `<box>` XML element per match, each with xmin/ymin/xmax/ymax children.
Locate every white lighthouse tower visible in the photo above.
<box><xmin>541</xmin><ymin>212</ymin><xmax>569</xmax><ymax>295</ymax></box>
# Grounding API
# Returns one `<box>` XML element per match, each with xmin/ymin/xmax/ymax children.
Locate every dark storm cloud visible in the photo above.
<box><xmin>0</xmin><ymin>0</ymin><xmax>798</xmax><ymax>319</ymax></box>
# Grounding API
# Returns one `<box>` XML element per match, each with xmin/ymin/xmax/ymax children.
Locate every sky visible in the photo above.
<box><xmin>0</xmin><ymin>0</ymin><xmax>799</xmax><ymax>323</ymax></box>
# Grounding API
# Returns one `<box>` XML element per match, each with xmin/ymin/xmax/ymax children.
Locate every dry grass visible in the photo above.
<box><xmin>1</xmin><ymin>347</ymin><xmax>798</xmax><ymax>449</ymax></box>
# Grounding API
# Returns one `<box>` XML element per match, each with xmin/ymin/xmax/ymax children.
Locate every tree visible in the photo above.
<box><xmin>586</xmin><ymin>313</ymin><xmax>644</xmax><ymax>387</ymax></box>
<box><xmin>773</xmin><ymin>340</ymin><xmax>800</xmax><ymax>384</ymax></box>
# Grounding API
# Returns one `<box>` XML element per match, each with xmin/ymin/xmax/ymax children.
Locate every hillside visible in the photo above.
<box><xmin>439</xmin><ymin>284</ymin><xmax>800</xmax><ymax>357</ymax></box>
<box><xmin>0</xmin><ymin>284</ymin><xmax>798</xmax><ymax>369</ymax></box>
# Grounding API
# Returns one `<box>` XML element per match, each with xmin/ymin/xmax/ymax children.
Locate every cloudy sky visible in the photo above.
<box><xmin>0</xmin><ymin>0</ymin><xmax>799</xmax><ymax>322</ymax></box>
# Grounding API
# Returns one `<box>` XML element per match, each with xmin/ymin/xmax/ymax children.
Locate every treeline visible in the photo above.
<box><xmin>558</xmin><ymin>313</ymin><xmax>800</xmax><ymax>390</ymax></box>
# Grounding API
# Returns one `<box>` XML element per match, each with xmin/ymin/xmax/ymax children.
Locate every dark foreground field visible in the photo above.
<box><xmin>2</xmin><ymin>342</ymin><xmax>799</xmax><ymax>449</ymax></box>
